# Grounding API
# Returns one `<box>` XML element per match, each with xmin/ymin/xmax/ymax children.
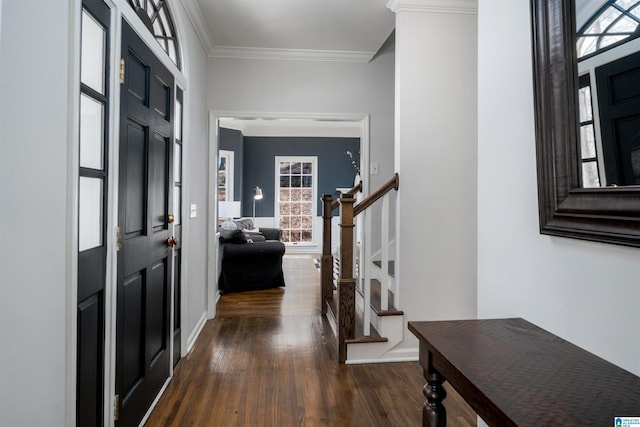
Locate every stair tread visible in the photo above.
<box><xmin>357</xmin><ymin>278</ymin><xmax>403</xmax><ymax>315</ymax></box>
<box><xmin>372</xmin><ymin>260</ymin><xmax>395</xmax><ymax>277</ymax></box>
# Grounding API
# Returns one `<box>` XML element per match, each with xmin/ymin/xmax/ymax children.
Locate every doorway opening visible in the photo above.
<box><xmin>206</xmin><ymin>113</ymin><xmax>370</xmax><ymax>316</ymax></box>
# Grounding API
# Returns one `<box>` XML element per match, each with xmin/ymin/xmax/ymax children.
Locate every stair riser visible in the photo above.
<box><xmin>355</xmin><ymin>290</ymin><xmax>402</xmax><ymax>338</ymax></box>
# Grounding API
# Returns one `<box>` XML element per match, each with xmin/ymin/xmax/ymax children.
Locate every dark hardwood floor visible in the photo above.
<box><xmin>145</xmin><ymin>254</ymin><xmax>476</xmax><ymax>426</ymax></box>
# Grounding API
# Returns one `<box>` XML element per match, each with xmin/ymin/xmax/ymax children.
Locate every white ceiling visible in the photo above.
<box><xmin>182</xmin><ymin>0</ymin><xmax>396</xmax><ymax>62</ymax></box>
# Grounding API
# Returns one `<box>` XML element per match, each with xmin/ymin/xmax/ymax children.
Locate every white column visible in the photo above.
<box><xmin>388</xmin><ymin>0</ymin><xmax>479</xmax><ymax>332</ymax></box>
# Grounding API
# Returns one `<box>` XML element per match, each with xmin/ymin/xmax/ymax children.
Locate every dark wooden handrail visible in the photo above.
<box><xmin>330</xmin><ymin>181</ymin><xmax>362</xmax><ymax>211</ymax></box>
<box><xmin>353</xmin><ymin>173</ymin><xmax>399</xmax><ymax>216</ymax></box>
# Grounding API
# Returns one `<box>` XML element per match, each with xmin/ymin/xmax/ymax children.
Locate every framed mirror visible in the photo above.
<box><xmin>530</xmin><ymin>0</ymin><xmax>640</xmax><ymax>247</ymax></box>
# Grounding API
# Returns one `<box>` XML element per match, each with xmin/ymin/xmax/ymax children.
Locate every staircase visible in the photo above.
<box><xmin>321</xmin><ymin>174</ymin><xmax>403</xmax><ymax>363</ymax></box>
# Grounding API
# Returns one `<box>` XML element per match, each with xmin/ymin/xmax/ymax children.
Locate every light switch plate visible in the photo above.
<box><xmin>371</xmin><ymin>161</ymin><xmax>379</xmax><ymax>175</ymax></box>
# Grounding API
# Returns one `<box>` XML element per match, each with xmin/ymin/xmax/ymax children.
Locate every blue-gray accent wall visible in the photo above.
<box><xmin>219</xmin><ymin>127</ymin><xmax>244</xmax><ymax>201</ymax></box>
<box><xmin>242</xmin><ymin>136</ymin><xmax>360</xmax><ymax>217</ymax></box>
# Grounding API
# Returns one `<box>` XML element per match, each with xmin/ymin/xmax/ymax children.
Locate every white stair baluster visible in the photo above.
<box><xmin>381</xmin><ymin>194</ymin><xmax>390</xmax><ymax>311</ymax></box>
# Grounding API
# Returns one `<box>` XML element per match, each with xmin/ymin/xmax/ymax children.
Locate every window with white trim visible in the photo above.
<box><xmin>275</xmin><ymin>157</ymin><xmax>317</xmax><ymax>245</ymax></box>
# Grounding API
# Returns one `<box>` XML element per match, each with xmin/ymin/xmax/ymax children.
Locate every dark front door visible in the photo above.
<box><xmin>596</xmin><ymin>51</ymin><xmax>640</xmax><ymax>186</ymax></box>
<box><xmin>116</xmin><ymin>20</ymin><xmax>174</xmax><ymax>427</ymax></box>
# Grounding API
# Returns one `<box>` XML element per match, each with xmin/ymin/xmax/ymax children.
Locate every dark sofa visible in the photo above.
<box><xmin>218</xmin><ymin>219</ymin><xmax>286</xmax><ymax>293</ymax></box>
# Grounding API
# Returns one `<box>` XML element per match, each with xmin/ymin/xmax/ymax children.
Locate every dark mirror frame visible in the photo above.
<box><xmin>530</xmin><ymin>0</ymin><xmax>640</xmax><ymax>248</ymax></box>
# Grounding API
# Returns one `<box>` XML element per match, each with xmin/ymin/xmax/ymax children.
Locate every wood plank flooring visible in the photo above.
<box><xmin>145</xmin><ymin>254</ymin><xmax>476</xmax><ymax>426</ymax></box>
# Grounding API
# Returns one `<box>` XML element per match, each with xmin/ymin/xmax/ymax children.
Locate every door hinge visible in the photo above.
<box><xmin>114</xmin><ymin>394</ymin><xmax>121</xmax><ymax>421</ymax></box>
<box><xmin>119</xmin><ymin>58</ymin><xmax>125</xmax><ymax>84</ymax></box>
<box><xmin>116</xmin><ymin>226</ymin><xmax>122</xmax><ymax>252</ymax></box>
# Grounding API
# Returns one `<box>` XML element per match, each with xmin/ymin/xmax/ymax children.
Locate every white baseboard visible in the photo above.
<box><xmin>186</xmin><ymin>311</ymin><xmax>207</xmax><ymax>355</ymax></box>
<box><xmin>345</xmin><ymin>347</ymin><xmax>418</xmax><ymax>365</ymax></box>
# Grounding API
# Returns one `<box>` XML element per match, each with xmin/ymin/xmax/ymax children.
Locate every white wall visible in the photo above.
<box><xmin>207</xmin><ymin>48</ymin><xmax>395</xmax><ymax>191</ymax></box>
<box><xmin>392</xmin><ymin>3</ymin><xmax>479</xmax><ymax>356</ymax></box>
<box><xmin>173</xmin><ymin>0</ymin><xmax>210</xmax><ymax>349</ymax></box>
<box><xmin>207</xmin><ymin>43</ymin><xmax>395</xmax><ymax>259</ymax></box>
<box><xmin>0</xmin><ymin>1</ymin><xmax>76</xmax><ymax>425</ymax></box>
<box><xmin>478</xmin><ymin>0</ymin><xmax>640</xmax><ymax>378</ymax></box>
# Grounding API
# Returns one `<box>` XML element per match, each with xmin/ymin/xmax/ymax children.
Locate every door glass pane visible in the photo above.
<box><xmin>80</xmin><ymin>94</ymin><xmax>104</xmax><ymax>170</ymax></box>
<box><xmin>175</xmin><ymin>99</ymin><xmax>182</xmax><ymax>140</ymax></box>
<box><xmin>582</xmin><ymin>162</ymin><xmax>601</xmax><ymax>188</ymax></box>
<box><xmin>578</xmin><ymin>86</ymin><xmax>592</xmax><ymax>122</ymax></box>
<box><xmin>79</xmin><ymin>177</ymin><xmax>103</xmax><ymax>251</ymax></box>
<box><xmin>580</xmin><ymin>125</ymin><xmax>596</xmax><ymax>159</ymax></box>
<box><xmin>174</xmin><ymin>143</ymin><xmax>182</xmax><ymax>182</ymax></box>
<box><xmin>168</xmin><ymin>40</ymin><xmax>177</xmax><ymax>65</ymax></box>
<box><xmin>81</xmin><ymin>9</ymin><xmax>106</xmax><ymax>94</ymax></box>
<box><xmin>174</xmin><ymin>185</ymin><xmax>181</xmax><ymax>225</ymax></box>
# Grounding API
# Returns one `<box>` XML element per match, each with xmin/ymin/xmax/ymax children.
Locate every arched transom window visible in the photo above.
<box><xmin>127</xmin><ymin>0</ymin><xmax>181</xmax><ymax>68</ymax></box>
<box><xmin>577</xmin><ymin>0</ymin><xmax>640</xmax><ymax>58</ymax></box>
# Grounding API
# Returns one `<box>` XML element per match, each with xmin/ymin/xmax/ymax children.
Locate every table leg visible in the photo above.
<box><xmin>423</xmin><ymin>352</ymin><xmax>447</xmax><ymax>427</ymax></box>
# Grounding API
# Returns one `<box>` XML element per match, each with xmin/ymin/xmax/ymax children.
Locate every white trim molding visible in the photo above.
<box><xmin>210</xmin><ymin>46</ymin><xmax>375</xmax><ymax>63</ymax></box>
<box><xmin>387</xmin><ymin>0</ymin><xmax>477</xmax><ymax>14</ymax></box>
<box><xmin>187</xmin><ymin>311</ymin><xmax>208</xmax><ymax>354</ymax></box>
<box><xmin>181</xmin><ymin>0</ymin><xmax>215</xmax><ymax>55</ymax></box>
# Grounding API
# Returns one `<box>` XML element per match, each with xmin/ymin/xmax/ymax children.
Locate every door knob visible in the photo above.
<box><xmin>167</xmin><ymin>236</ymin><xmax>178</xmax><ymax>248</ymax></box>
<box><xmin>168</xmin><ymin>214</ymin><xmax>175</xmax><ymax>224</ymax></box>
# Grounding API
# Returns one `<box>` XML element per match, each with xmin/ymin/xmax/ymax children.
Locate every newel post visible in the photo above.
<box><xmin>321</xmin><ymin>194</ymin><xmax>334</xmax><ymax>315</ymax></box>
<box><xmin>338</xmin><ymin>193</ymin><xmax>356</xmax><ymax>363</ymax></box>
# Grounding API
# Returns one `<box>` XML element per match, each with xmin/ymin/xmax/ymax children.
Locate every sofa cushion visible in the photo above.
<box><xmin>219</xmin><ymin>229</ymin><xmax>248</xmax><ymax>243</ymax></box>
<box><xmin>218</xmin><ymin>240</ymin><xmax>286</xmax><ymax>293</ymax></box>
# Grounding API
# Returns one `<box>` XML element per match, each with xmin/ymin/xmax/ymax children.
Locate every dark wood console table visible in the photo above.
<box><xmin>408</xmin><ymin>318</ymin><xmax>640</xmax><ymax>426</ymax></box>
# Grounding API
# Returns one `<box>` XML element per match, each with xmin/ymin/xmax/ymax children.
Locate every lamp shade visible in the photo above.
<box><xmin>218</xmin><ymin>201</ymin><xmax>241</xmax><ymax>219</ymax></box>
<box><xmin>254</xmin><ymin>186</ymin><xmax>263</xmax><ymax>200</ymax></box>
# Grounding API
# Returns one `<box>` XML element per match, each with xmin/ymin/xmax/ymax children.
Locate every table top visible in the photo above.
<box><xmin>409</xmin><ymin>318</ymin><xmax>640</xmax><ymax>426</ymax></box>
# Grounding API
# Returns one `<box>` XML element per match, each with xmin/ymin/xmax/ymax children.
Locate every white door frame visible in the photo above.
<box><xmin>207</xmin><ymin>111</ymin><xmax>370</xmax><ymax>315</ymax></box>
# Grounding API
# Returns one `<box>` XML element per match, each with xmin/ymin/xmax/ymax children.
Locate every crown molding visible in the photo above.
<box><xmin>180</xmin><ymin>0</ymin><xmax>215</xmax><ymax>55</ymax></box>
<box><xmin>219</xmin><ymin>118</ymin><xmax>362</xmax><ymax>138</ymax></box>
<box><xmin>210</xmin><ymin>46</ymin><xmax>375</xmax><ymax>63</ymax></box>
<box><xmin>387</xmin><ymin>0</ymin><xmax>477</xmax><ymax>14</ymax></box>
